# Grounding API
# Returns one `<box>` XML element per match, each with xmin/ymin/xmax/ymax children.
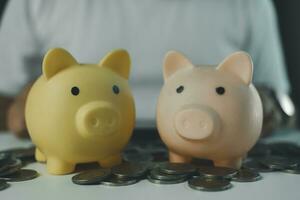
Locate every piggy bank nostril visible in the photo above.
<box><xmin>90</xmin><ymin>118</ymin><xmax>99</xmax><ymax>127</ymax></box>
<box><xmin>198</xmin><ymin>120</ymin><xmax>205</xmax><ymax>129</ymax></box>
<box><xmin>107</xmin><ymin>118</ymin><xmax>116</xmax><ymax>127</ymax></box>
<box><xmin>89</xmin><ymin>116</ymin><xmax>117</xmax><ymax>129</ymax></box>
<box><xmin>183</xmin><ymin>119</ymin><xmax>190</xmax><ymax>129</ymax></box>
<box><xmin>183</xmin><ymin>119</ymin><xmax>206</xmax><ymax>130</ymax></box>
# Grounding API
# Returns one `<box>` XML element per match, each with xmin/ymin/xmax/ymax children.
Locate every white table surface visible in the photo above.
<box><xmin>0</xmin><ymin>130</ymin><xmax>300</xmax><ymax>200</ymax></box>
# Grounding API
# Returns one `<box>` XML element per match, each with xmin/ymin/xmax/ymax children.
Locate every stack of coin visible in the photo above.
<box><xmin>0</xmin><ymin>147</ymin><xmax>39</xmax><ymax>191</ymax></box>
<box><xmin>241</xmin><ymin>142</ymin><xmax>300</xmax><ymax>176</ymax></box>
<box><xmin>190</xmin><ymin>164</ymin><xmax>264</xmax><ymax>191</ymax></box>
<box><xmin>72</xmin><ymin>162</ymin><xmax>148</xmax><ymax>186</ymax></box>
<box><xmin>0</xmin><ymin>146</ymin><xmax>35</xmax><ymax>164</ymax></box>
<box><xmin>1</xmin><ymin>139</ymin><xmax>300</xmax><ymax>192</ymax></box>
<box><xmin>71</xmin><ymin>140</ymin><xmax>300</xmax><ymax>191</ymax></box>
<box><xmin>187</xmin><ymin>166</ymin><xmax>235</xmax><ymax>191</ymax></box>
<box><xmin>188</xmin><ymin>177</ymin><xmax>232</xmax><ymax>191</ymax></box>
<box><xmin>147</xmin><ymin>162</ymin><xmax>196</xmax><ymax>184</ymax></box>
<box><xmin>107</xmin><ymin>162</ymin><xmax>148</xmax><ymax>186</ymax></box>
<box><xmin>197</xmin><ymin>166</ymin><xmax>238</xmax><ymax>179</ymax></box>
<box><xmin>259</xmin><ymin>156</ymin><xmax>297</xmax><ymax>170</ymax></box>
<box><xmin>232</xmin><ymin>168</ymin><xmax>262</xmax><ymax>182</ymax></box>
<box><xmin>72</xmin><ymin>168</ymin><xmax>111</xmax><ymax>185</ymax></box>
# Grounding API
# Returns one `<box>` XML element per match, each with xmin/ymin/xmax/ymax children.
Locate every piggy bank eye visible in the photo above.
<box><xmin>112</xmin><ymin>85</ymin><xmax>120</xmax><ymax>94</ymax></box>
<box><xmin>71</xmin><ymin>86</ymin><xmax>80</xmax><ymax>96</ymax></box>
<box><xmin>216</xmin><ymin>86</ymin><xmax>225</xmax><ymax>95</ymax></box>
<box><xmin>176</xmin><ymin>85</ymin><xmax>184</xmax><ymax>94</ymax></box>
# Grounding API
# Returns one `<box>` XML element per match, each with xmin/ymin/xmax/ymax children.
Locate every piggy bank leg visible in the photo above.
<box><xmin>213</xmin><ymin>157</ymin><xmax>243</xmax><ymax>169</ymax></box>
<box><xmin>169</xmin><ymin>151</ymin><xmax>192</xmax><ymax>163</ymax></box>
<box><xmin>35</xmin><ymin>148</ymin><xmax>46</xmax><ymax>162</ymax></box>
<box><xmin>46</xmin><ymin>157</ymin><xmax>75</xmax><ymax>175</ymax></box>
<box><xmin>99</xmin><ymin>154</ymin><xmax>122</xmax><ymax>168</ymax></box>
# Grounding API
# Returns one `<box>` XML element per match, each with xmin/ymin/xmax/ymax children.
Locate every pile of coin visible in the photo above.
<box><xmin>152</xmin><ymin>163</ymin><xmax>262</xmax><ymax>191</ymax></box>
<box><xmin>72</xmin><ymin>162</ymin><xmax>148</xmax><ymax>186</ymax></box>
<box><xmin>244</xmin><ymin>142</ymin><xmax>300</xmax><ymax>174</ymax></box>
<box><xmin>147</xmin><ymin>163</ymin><xmax>195</xmax><ymax>184</ymax></box>
<box><xmin>71</xmin><ymin>140</ymin><xmax>300</xmax><ymax>191</ymax></box>
<box><xmin>0</xmin><ymin>146</ymin><xmax>39</xmax><ymax>191</ymax></box>
<box><xmin>1</xmin><ymin>140</ymin><xmax>300</xmax><ymax>192</ymax></box>
<box><xmin>71</xmin><ymin>161</ymin><xmax>264</xmax><ymax>191</ymax></box>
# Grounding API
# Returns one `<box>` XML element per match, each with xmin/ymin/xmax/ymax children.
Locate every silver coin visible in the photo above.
<box><xmin>0</xmin><ymin>158</ymin><xmax>22</xmax><ymax>176</ymax></box>
<box><xmin>148</xmin><ymin>162</ymin><xmax>165</xmax><ymax>170</ymax></box>
<box><xmin>0</xmin><ymin>147</ymin><xmax>34</xmax><ymax>159</ymax></box>
<box><xmin>232</xmin><ymin>168</ymin><xmax>262</xmax><ymax>182</ymax></box>
<box><xmin>0</xmin><ymin>153</ymin><xmax>8</xmax><ymax>160</ymax></box>
<box><xmin>283</xmin><ymin>165</ymin><xmax>300</xmax><ymax>174</ymax></box>
<box><xmin>188</xmin><ymin>177</ymin><xmax>232</xmax><ymax>191</ymax></box>
<box><xmin>198</xmin><ymin>166</ymin><xmax>237</xmax><ymax>179</ymax></box>
<box><xmin>72</xmin><ymin>168</ymin><xmax>111</xmax><ymax>185</ymax></box>
<box><xmin>147</xmin><ymin>174</ymin><xmax>187</xmax><ymax>185</ymax></box>
<box><xmin>191</xmin><ymin>174</ymin><xmax>202</xmax><ymax>179</ymax></box>
<box><xmin>14</xmin><ymin>147</ymin><xmax>35</xmax><ymax>160</ymax></box>
<box><xmin>0</xmin><ymin>180</ymin><xmax>9</xmax><ymax>191</ymax></box>
<box><xmin>0</xmin><ymin>165</ymin><xmax>22</xmax><ymax>177</ymax></box>
<box><xmin>112</xmin><ymin>162</ymin><xmax>148</xmax><ymax>179</ymax></box>
<box><xmin>159</xmin><ymin>162</ymin><xmax>197</xmax><ymax>175</ymax></box>
<box><xmin>150</xmin><ymin>168</ymin><xmax>187</xmax><ymax>181</ymax></box>
<box><xmin>101</xmin><ymin>176</ymin><xmax>139</xmax><ymax>186</ymax></box>
<box><xmin>259</xmin><ymin>156</ymin><xmax>298</xmax><ymax>170</ymax></box>
<box><xmin>0</xmin><ymin>169</ymin><xmax>39</xmax><ymax>182</ymax></box>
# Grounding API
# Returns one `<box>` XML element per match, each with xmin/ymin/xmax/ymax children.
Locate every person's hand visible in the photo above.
<box><xmin>7</xmin><ymin>83</ymin><xmax>33</xmax><ymax>138</ymax></box>
<box><xmin>257</xmin><ymin>86</ymin><xmax>296</xmax><ymax>137</ymax></box>
<box><xmin>257</xmin><ymin>86</ymin><xmax>282</xmax><ymax>136</ymax></box>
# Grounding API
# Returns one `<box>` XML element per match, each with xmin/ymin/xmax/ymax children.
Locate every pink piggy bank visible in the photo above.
<box><xmin>156</xmin><ymin>51</ymin><xmax>263</xmax><ymax>169</ymax></box>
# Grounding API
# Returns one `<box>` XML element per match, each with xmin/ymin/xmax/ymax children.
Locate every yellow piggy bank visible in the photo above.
<box><xmin>25</xmin><ymin>48</ymin><xmax>135</xmax><ymax>175</ymax></box>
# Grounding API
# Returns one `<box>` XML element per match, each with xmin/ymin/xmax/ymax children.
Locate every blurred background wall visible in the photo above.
<box><xmin>0</xmin><ymin>0</ymin><xmax>299</xmax><ymax>125</ymax></box>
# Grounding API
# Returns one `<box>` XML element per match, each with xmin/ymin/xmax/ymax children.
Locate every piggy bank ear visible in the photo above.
<box><xmin>43</xmin><ymin>48</ymin><xmax>78</xmax><ymax>80</ymax></box>
<box><xmin>99</xmin><ymin>49</ymin><xmax>131</xmax><ymax>80</ymax></box>
<box><xmin>163</xmin><ymin>51</ymin><xmax>194</xmax><ymax>80</ymax></box>
<box><xmin>217</xmin><ymin>51</ymin><xmax>253</xmax><ymax>85</ymax></box>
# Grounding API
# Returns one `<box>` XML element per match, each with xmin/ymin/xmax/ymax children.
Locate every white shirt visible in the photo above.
<box><xmin>0</xmin><ymin>0</ymin><xmax>290</xmax><ymax>127</ymax></box>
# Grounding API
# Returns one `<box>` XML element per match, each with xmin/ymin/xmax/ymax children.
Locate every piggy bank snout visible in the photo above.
<box><xmin>76</xmin><ymin>101</ymin><xmax>120</xmax><ymax>138</ymax></box>
<box><xmin>174</xmin><ymin>106</ymin><xmax>220</xmax><ymax>140</ymax></box>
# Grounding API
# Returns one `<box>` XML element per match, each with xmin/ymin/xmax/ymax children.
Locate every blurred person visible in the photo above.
<box><xmin>0</xmin><ymin>0</ymin><xmax>295</xmax><ymax>138</ymax></box>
